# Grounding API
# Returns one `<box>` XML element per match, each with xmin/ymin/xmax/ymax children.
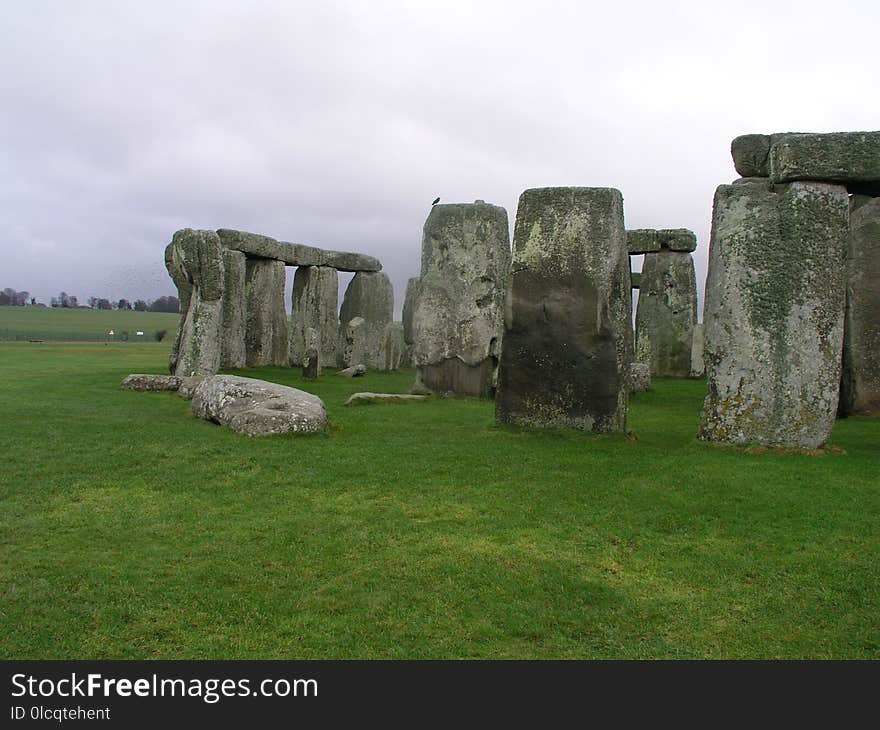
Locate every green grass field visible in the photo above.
<box><xmin>0</xmin><ymin>305</ymin><xmax>179</xmax><ymax>342</ymax></box>
<box><xmin>1</xmin><ymin>341</ymin><xmax>878</xmax><ymax>659</ymax></box>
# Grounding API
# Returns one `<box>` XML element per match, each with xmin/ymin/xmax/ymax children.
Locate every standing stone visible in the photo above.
<box><xmin>302</xmin><ymin>346</ymin><xmax>319</xmax><ymax>380</ymax></box>
<box><xmin>245</xmin><ymin>258</ymin><xmax>288</xmax><ymax>367</ymax></box>
<box><xmin>402</xmin><ymin>277</ymin><xmax>420</xmax><ymax>346</ymax></box>
<box><xmin>839</xmin><ymin>195</ymin><xmax>880</xmax><ymax>416</ymax></box>
<box><xmin>382</xmin><ymin>322</ymin><xmax>407</xmax><ymax>371</ymax></box>
<box><xmin>629</xmin><ymin>363</ymin><xmax>651</xmax><ymax>393</ymax></box>
<box><xmin>289</xmin><ymin>265</ymin><xmax>338</xmax><ymax>368</ymax></box>
<box><xmin>220</xmin><ymin>248</ymin><xmax>247</xmax><ymax>369</ymax></box>
<box><xmin>635</xmin><ymin>246</ymin><xmax>698</xmax><ymax>378</ymax></box>
<box><xmin>340</xmin><ymin>316</ymin><xmax>367</xmax><ymax>369</ymax></box>
<box><xmin>411</xmin><ymin>201</ymin><xmax>511</xmax><ymax>397</ymax></box>
<box><xmin>496</xmin><ymin>187</ymin><xmax>632</xmax><ymax>432</ymax></box>
<box><xmin>164</xmin><ymin>229</ymin><xmax>224</xmax><ymax>377</ymax></box>
<box><xmin>338</xmin><ymin>272</ymin><xmax>393</xmax><ymax>369</ymax></box>
<box><xmin>699</xmin><ymin>179</ymin><xmax>849</xmax><ymax>448</ymax></box>
<box><xmin>690</xmin><ymin>323</ymin><xmax>705</xmax><ymax>378</ymax></box>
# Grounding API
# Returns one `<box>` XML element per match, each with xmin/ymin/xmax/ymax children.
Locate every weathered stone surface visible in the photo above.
<box><xmin>627</xmin><ymin>228</ymin><xmax>696</xmax><ymax>254</ymax></box>
<box><xmin>289</xmin><ymin>265</ymin><xmax>338</xmax><ymax>367</ymax></box>
<box><xmin>629</xmin><ymin>363</ymin><xmax>651</xmax><ymax>393</ymax></box>
<box><xmin>337</xmin><ymin>364</ymin><xmax>366</xmax><ymax>377</ymax></box>
<box><xmin>699</xmin><ymin>181</ymin><xmax>849</xmax><ymax>448</ymax></box>
<box><xmin>690</xmin><ymin>323</ymin><xmax>705</xmax><ymax>378</ymax></box>
<box><xmin>344</xmin><ymin>392</ymin><xmax>429</xmax><ymax>406</ymax></box>
<box><xmin>244</xmin><ymin>258</ymin><xmax>288</xmax><ymax>367</ymax></box>
<box><xmin>339</xmin><ymin>316</ymin><xmax>367</xmax><ymax>369</ymax></box>
<box><xmin>496</xmin><ymin>187</ymin><xmax>632</xmax><ymax>432</ymax></box>
<box><xmin>165</xmin><ymin>229</ymin><xmax>224</xmax><ymax>377</ymax></box>
<box><xmin>627</xmin><ymin>229</ymin><xmax>661</xmax><ymax>255</ymax></box>
<box><xmin>217</xmin><ymin>229</ymin><xmax>382</xmax><ymax>272</ymax></box>
<box><xmin>731</xmin><ymin>134</ymin><xmax>771</xmax><ymax>177</ymax></box>
<box><xmin>177</xmin><ymin>376</ymin><xmax>206</xmax><ymax>400</ymax></box>
<box><xmin>839</xmin><ymin>195</ymin><xmax>880</xmax><ymax>416</ymax></box>
<box><xmin>635</xmin><ymin>248</ymin><xmax>698</xmax><ymax>378</ymax></box>
<box><xmin>402</xmin><ymin>277</ymin><xmax>419</xmax><ymax>345</ymax></box>
<box><xmin>630</xmin><ymin>271</ymin><xmax>640</xmax><ymax>289</ymax></box>
<box><xmin>657</xmin><ymin>229</ymin><xmax>697</xmax><ymax>252</ymax></box>
<box><xmin>338</xmin><ymin>272</ymin><xmax>394</xmax><ymax>369</ymax></box>
<box><xmin>381</xmin><ymin>322</ymin><xmax>408</xmax><ymax>371</ymax></box>
<box><xmin>302</xmin><ymin>347</ymin><xmax>319</xmax><ymax>380</ymax></box>
<box><xmin>220</xmin><ymin>248</ymin><xmax>247</xmax><ymax>369</ymax></box>
<box><xmin>120</xmin><ymin>374</ymin><xmax>182</xmax><ymax>391</ymax></box>
<box><xmin>192</xmin><ymin>375</ymin><xmax>326</xmax><ymax>437</ymax></box>
<box><xmin>413</xmin><ymin>358</ymin><xmax>495</xmax><ymax>398</ymax></box>
<box><xmin>769</xmin><ymin>131</ymin><xmax>880</xmax><ymax>193</ymax></box>
<box><xmin>411</xmin><ymin>201</ymin><xmax>510</xmax><ymax>397</ymax></box>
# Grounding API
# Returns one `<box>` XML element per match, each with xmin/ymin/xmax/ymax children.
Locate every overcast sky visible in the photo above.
<box><xmin>2</xmin><ymin>0</ymin><xmax>878</xmax><ymax>315</ymax></box>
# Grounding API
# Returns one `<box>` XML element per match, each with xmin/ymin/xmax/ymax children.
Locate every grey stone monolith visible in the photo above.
<box><xmin>629</xmin><ymin>363</ymin><xmax>651</xmax><ymax>393</ymax></box>
<box><xmin>635</xmin><ymin>245</ymin><xmax>698</xmax><ymax>378</ymax></box>
<box><xmin>410</xmin><ymin>201</ymin><xmax>510</xmax><ymax>397</ymax></box>
<box><xmin>338</xmin><ymin>272</ymin><xmax>393</xmax><ymax>369</ymax></box>
<box><xmin>164</xmin><ymin>228</ymin><xmax>224</xmax><ymax>377</ymax></box>
<box><xmin>699</xmin><ymin>179</ymin><xmax>849</xmax><ymax>448</ymax></box>
<box><xmin>496</xmin><ymin>187</ymin><xmax>632</xmax><ymax>432</ymax></box>
<box><xmin>382</xmin><ymin>322</ymin><xmax>407</xmax><ymax>371</ymax></box>
<box><xmin>690</xmin><ymin>323</ymin><xmax>705</xmax><ymax>378</ymax></box>
<box><xmin>289</xmin><ymin>265</ymin><xmax>338</xmax><ymax>368</ymax></box>
<box><xmin>245</xmin><ymin>258</ymin><xmax>288</xmax><ymax>367</ymax></box>
<box><xmin>402</xmin><ymin>277</ymin><xmax>419</xmax><ymax>345</ymax></box>
<box><xmin>220</xmin><ymin>248</ymin><xmax>247</xmax><ymax>369</ymax></box>
<box><xmin>839</xmin><ymin>195</ymin><xmax>880</xmax><ymax>416</ymax></box>
<box><xmin>339</xmin><ymin>316</ymin><xmax>367</xmax><ymax>370</ymax></box>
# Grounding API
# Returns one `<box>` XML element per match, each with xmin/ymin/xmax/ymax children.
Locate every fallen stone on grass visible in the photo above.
<box><xmin>337</xmin><ymin>364</ymin><xmax>367</xmax><ymax>377</ymax></box>
<box><xmin>191</xmin><ymin>375</ymin><xmax>326</xmax><ymax>437</ymax></box>
<box><xmin>120</xmin><ymin>374</ymin><xmax>182</xmax><ymax>391</ymax></box>
<box><xmin>344</xmin><ymin>392</ymin><xmax>429</xmax><ymax>406</ymax></box>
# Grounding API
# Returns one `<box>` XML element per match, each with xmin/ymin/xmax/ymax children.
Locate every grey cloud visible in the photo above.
<box><xmin>2</xmin><ymin>0</ymin><xmax>879</xmax><ymax>314</ymax></box>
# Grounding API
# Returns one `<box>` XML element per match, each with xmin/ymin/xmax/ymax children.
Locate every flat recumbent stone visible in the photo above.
<box><xmin>191</xmin><ymin>375</ymin><xmax>327</xmax><ymax>437</ymax></box>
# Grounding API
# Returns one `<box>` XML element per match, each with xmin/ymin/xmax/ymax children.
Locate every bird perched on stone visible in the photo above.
<box><xmin>432</xmin><ymin>197</ymin><xmax>440</xmax><ymax>205</ymax></box>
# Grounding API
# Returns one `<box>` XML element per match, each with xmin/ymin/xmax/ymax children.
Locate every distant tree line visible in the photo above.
<box><xmin>0</xmin><ymin>288</ymin><xmax>33</xmax><ymax>306</ymax></box>
<box><xmin>1</xmin><ymin>287</ymin><xmax>179</xmax><ymax>313</ymax></box>
<box><xmin>77</xmin><ymin>294</ymin><xmax>179</xmax><ymax>312</ymax></box>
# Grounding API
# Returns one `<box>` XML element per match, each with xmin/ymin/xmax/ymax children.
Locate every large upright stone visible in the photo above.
<box><xmin>338</xmin><ymin>272</ymin><xmax>393</xmax><ymax>369</ymax></box>
<box><xmin>411</xmin><ymin>201</ymin><xmax>510</xmax><ymax>397</ymax></box>
<box><xmin>699</xmin><ymin>179</ymin><xmax>849</xmax><ymax>448</ymax></box>
<box><xmin>164</xmin><ymin>229</ymin><xmax>224</xmax><ymax>377</ymax></box>
<box><xmin>245</xmin><ymin>258</ymin><xmax>288</xmax><ymax>367</ymax></box>
<box><xmin>635</xmin><ymin>246</ymin><xmax>698</xmax><ymax>378</ymax></box>
<box><xmin>839</xmin><ymin>196</ymin><xmax>880</xmax><ymax>416</ymax></box>
<box><xmin>690</xmin><ymin>323</ymin><xmax>705</xmax><ymax>378</ymax></box>
<box><xmin>769</xmin><ymin>131</ymin><xmax>880</xmax><ymax>194</ymax></box>
<box><xmin>289</xmin><ymin>266</ymin><xmax>338</xmax><ymax>368</ymax></box>
<box><xmin>402</xmin><ymin>277</ymin><xmax>419</xmax><ymax>346</ymax></box>
<box><xmin>382</xmin><ymin>322</ymin><xmax>407</xmax><ymax>371</ymax></box>
<box><xmin>220</xmin><ymin>248</ymin><xmax>247</xmax><ymax>369</ymax></box>
<box><xmin>496</xmin><ymin>187</ymin><xmax>632</xmax><ymax>432</ymax></box>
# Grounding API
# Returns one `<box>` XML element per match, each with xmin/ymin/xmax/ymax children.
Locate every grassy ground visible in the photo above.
<box><xmin>0</xmin><ymin>341</ymin><xmax>877</xmax><ymax>659</ymax></box>
<box><xmin>0</xmin><ymin>305</ymin><xmax>179</xmax><ymax>342</ymax></box>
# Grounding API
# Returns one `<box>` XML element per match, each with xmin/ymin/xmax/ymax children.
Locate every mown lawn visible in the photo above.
<box><xmin>0</xmin><ymin>305</ymin><xmax>178</xmax><ymax>342</ymax></box>
<box><xmin>0</xmin><ymin>342</ymin><xmax>877</xmax><ymax>659</ymax></box>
